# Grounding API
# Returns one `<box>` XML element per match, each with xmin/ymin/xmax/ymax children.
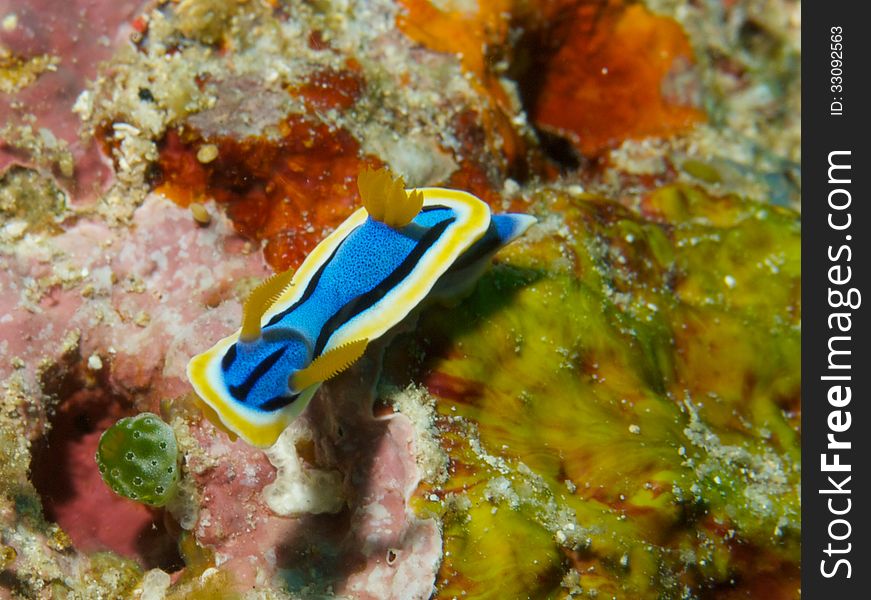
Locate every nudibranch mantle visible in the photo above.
<box><xmin>188</xmin><ymin>170</ymin><xmax>535</xmax><ymax>447</ymax></box>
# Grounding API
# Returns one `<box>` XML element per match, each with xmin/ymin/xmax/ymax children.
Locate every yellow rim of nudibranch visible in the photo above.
<box><xmin>187</xmin><ymin>337</ymin><xmax>319</xmax><ymax>447</ymax></box>
<box><xmin>187</xmin><ymin>187</ymin><xmax>490</xmax><ymax>447</ymax></box>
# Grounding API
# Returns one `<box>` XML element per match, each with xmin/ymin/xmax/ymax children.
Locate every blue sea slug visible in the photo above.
<box><xmin>187</xmin><ymin>168</ymin><xmax>535</xmax><ymax>447</ymax></box>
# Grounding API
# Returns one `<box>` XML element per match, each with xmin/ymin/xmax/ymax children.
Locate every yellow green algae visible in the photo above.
<box><xmin>385</xmin><ymin>183</ymin><xmax>800</xmax><ymax>598</ymax></box>
<box><xmin>96</xmin><ymin>412</ymin><xmax>181</xmax><ymax>507</ymax></box>
<box><xmin>0</xmin><ymin>47</ymin><xmax>59</xmax><ymax>95</ymax></box>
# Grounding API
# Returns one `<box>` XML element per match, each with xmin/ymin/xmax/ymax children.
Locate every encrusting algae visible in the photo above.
<box><xmin>0</xmin><ymin>0</ymin><xmax>800</xmax><ymax>598</ymax></box>
<box><xmin>385</xmin><ymin>183</ymin><xmax>800</xmax><ymax>598</ymax></box>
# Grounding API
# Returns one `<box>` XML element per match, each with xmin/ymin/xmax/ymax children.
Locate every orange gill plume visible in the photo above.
<box><xmin>290</xmin><ymin>338</ymin><xmax>370</xmax><ymax>392</ymax></box>
<box><xmin>357</xmin><ymin>167</ymin><xmax>424</xmax><ymax>228</ymax></box>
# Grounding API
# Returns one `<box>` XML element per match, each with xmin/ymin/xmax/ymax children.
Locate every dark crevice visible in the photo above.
<box><xmin>30</xmin><ymin>360</ymin><xmax>183</xmax><ymax>572</ymax></box>
<box><xmin>506</xmin><ymin>1</ymin><xmax>607</xmax><ymax>172</ymax></box>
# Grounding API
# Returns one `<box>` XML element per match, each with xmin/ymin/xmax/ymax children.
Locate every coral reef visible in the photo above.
<box><xmin>0</xmin><ymin>0</ymin><xmax>800</xmax><ymax>598</ymax></box>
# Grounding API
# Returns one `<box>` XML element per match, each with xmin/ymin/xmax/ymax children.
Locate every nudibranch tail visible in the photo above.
<box><xmin>240</xmin><ymin>267</ymin><xmax>295</xmax><ymax>342</ymax></box>
<box><xmin>357</xmin><ymin>167</ymin><xmax>424</xmax><ymax>228</ymax></box>
<box><xmin>193</xmin><ymin>394</ymin><xmax>238</xmax><ymax>442</ymax></box>
<box><xmin>291</xmin><ymin>338</ymin><xmax>369</xmax><ymax>392</ymax></box>
<box><xmin>492</xmin><ymin>213</ymin><xmax>538</xmax><ymax>245</ymax></box>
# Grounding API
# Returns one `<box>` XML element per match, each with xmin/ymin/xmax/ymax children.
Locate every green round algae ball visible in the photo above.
<box><xmin>95</xmin><ymin>412</ymin><xmax>179</xmax><ymax>506</ymax></box>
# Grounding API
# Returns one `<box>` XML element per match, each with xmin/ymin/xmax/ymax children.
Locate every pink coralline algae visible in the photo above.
<box><xmin>0</xmin><ymin>195</ymin><xmax>266</xmax><ymax>395</ymax></box>
<box><xmin>0</xmin><ymin>0</ymin><xmax>144</xmax><ymax>204</ymax></box>
<box><xmin>1</xmin><ymin>197</ymin><xmax>263</xmax><ymax>569</ymax></box>
<box><xmin>0</xmin><ymin>193</ymin><xmax>442</xmax><ymax>596</ymax></box>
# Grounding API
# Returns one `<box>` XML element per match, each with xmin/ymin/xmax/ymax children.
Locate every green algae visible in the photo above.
<box><xmin>388</xmin><ymin>184</ymin><xmax>800</xmax><ymax>598</ymax></box>
<box><xmin>682</xmin><ymin>159</ymin><xmax>722</xmax><ymax>184</ymax></box>
<box><xmin>96</xmin><ymin>413</ymin><xmax>180</xmax><ymax>507</ymax></box>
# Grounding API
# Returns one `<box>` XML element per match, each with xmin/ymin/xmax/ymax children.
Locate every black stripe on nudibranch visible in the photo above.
<box><xmin>265</xmin><ymin>225</ymin><xmax>361</xmax><ymax>328</ymax></box>
<box><xmin>228</xmin><ymin>346</ymin><xmax>286</xmax><ymax>401</ymax></box>
<box><xmin>312</xmin><ymin>216</ymin><xmax>456</xmax><ymax>356</ymax></box>
<box><xmin>258</xmin><ymin>393</ymin><xmax>301</xmax><ymax>412</ymax></box>
<box><xmin>221</xmin><ymin>344</ymin><xmax>238</xmax><ymax>372</ymax></box>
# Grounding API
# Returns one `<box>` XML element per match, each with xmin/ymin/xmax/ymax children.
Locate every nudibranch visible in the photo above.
<box><xmin>187</xmin><ymin>168</ymin><xmax>536</xmax><ymax>447</ymax></box>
